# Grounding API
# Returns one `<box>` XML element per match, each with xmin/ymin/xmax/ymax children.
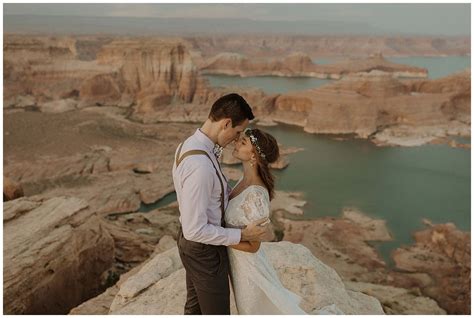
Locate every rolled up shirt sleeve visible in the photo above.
<box><xmin>179</xmin><ymin>159</ymin><xmax>241</xmax><ymax>246</ymax></box>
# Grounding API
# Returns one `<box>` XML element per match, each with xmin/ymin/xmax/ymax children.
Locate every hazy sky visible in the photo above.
<box><xmin>4</xmin><ymin>3</ymin><xmax>471</xmax><ymax>36</ymax></box>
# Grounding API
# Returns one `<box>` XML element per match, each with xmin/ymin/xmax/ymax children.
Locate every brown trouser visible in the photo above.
<box><xmin>177</xmin><ymin>227</ymin><xmax>231</xmax><ymax>315</ymax></box>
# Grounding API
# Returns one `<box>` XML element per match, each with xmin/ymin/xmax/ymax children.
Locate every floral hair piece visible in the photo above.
<box><xmin>244</xmin><ymin>128</ymin><xmax>266</xmax><ymax>160</ymax></box>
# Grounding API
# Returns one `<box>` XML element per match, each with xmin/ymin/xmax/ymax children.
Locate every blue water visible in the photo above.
<box><xmin>261</xmin><ymin>124</ymin><xmax>470</xmax><ymax>266</ymax></box>
<box><xmin>140</xmin><ymin>192</ymin><xmax>177</xmax><ymax>212</ymax></box>
<box><xmin>204</xmin><ymin>75</ymin><xmax>332</xmax><ymax>94</ymax></box>
<box><xmin>387</xmin><ymin>56</ymin><xmax>470</xmax><ymax>79</ymax></box>
<box><xmin>312</xmin><ymin>57</ymin><xmax>344</xmax><ymax>65</ymax></box>
<box><xmin>205</xmin><ymin>56</ymin><xmax>471</xmax><ymax>94</ymax></box>
<box><xmin>163</xmin><ymin>56</ymin><xmax>471</xmax><ymax>266</ymax></box>
<box><xmin>144</xmin><ymin>123</ymin><xmax>470</xmax><ymax>266</ymax></box>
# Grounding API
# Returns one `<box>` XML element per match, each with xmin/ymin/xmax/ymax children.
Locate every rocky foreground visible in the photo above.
<box><xmin>3</xmin><ymin>105</ymin><xmax>470</xmax><ymax>314</ymax></box>
<box><xmin>70</xmin><ymin>236</ymin><xmax>384</xmax><ymax>315</ymax></box>
<box><xmin>4</xmin><ymin>34</ymin><xmax>470</xmax><ymax>148</ymax></box>
<box><xmin>3</xmin><ymin>105</ymin><xmax>380</xmax><ymax>314</ymax></box>
<box><xmin>274</xmin><ymin>206</ymin><xmax>470</xmax><ymax>314</ymax></box>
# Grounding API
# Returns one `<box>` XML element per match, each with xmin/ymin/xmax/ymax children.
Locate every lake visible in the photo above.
<box><xmin>147</xmin><ymin>56</ymin><xmax>471</xmax><ymax>266</ymax></box>
<box><xmin>205</xmin><ymin>56</ymin><xmax>471</xmax><ymax>94</ymax></box>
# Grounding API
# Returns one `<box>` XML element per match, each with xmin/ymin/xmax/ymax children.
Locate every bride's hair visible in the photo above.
<box><xmin>246</xmin><ymin>128</ymin><xmax>280</xmax><ymax>201</ymax></box>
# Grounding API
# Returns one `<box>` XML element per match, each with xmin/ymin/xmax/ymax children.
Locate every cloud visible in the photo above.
<box><xmin>3</xmin><ymin>3</ymin><xmax>470</xmax><ymax>35</ymax></box>
<box><xmin>104</xmin><ymin>4</ymin><xmax>253</xmax><ymax>19</ymax></box>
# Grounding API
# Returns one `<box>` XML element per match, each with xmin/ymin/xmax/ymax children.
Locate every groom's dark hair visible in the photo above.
<box><xmin>208</xmin><ymin>93</ymin><xmax>254</xmax><ymax>127</ymax></box>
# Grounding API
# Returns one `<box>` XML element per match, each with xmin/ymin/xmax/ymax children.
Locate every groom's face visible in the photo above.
<box><xmin>217</xmin><ymin>118</ymin><xmax>249</xmax><ymax>147</ymax></box>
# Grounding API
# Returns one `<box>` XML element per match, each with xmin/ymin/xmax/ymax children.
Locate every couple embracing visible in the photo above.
<box><xmin>172</xmin><ymin>93</ymin><xmax>343</xmax><ymax>315</ymax></box>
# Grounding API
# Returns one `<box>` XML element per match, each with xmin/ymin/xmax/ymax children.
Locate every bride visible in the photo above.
<box><xmin>225</xmin><ymin>128</ymin><xmax>345</xmax><ymax>315</ymax></box>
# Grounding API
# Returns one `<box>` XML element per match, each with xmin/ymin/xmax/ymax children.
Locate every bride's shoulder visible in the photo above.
<box><xmin>246</xmin><ymin>184</ymin><xmax>269</xmax><ymax>201</ymax></box>
<box><xmin>240</xmin><ymin>185</ymin><xmax>270</xmax><ymax>218</ymax></box>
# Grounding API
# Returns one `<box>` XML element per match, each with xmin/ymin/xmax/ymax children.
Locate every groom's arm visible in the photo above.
<box><xmin>179</xmin><ymin>159</ymin><xmax>241</xmax><ymax>246</ymax></box>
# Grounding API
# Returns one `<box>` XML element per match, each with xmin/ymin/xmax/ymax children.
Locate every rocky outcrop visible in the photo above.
<box><xmin>264</xmin><ymin>70</ymin><xmax>470</xmax><ymax>144</ymax></box>
<box><xmin>37</xmin><ymin>98</ymin><xmax>78</xmax><ymax>113</ymax></box>
<box><xmin>68</xmin><ymin>234</ymin><xmax>178</xmax><ymax>315</ymax></box>
<box><xmin>3</xmin><ymin>35</ymin><xmax>202</xmax><ymax>113</ymax></box>
<box><xmin>3</xmin><ymin>34</ymin><xmax>115</xmax><ymax>105</ymax></box>
<box><xmin>3</xmin><ymin>108</ymin><xmax>196</xmax><ymax>314</ymax></box>
<box><xmin>271</xmin><ymin>191</ymin><xmax>307</xmax><ymax>215</ymax></box>
<box><xmin>200</xmin><ymin>52</ymin><xmax>427</xmax><ymax>79</ymax></box>
<box><xmin>371</xmin><ymin>122</ymin><xmax>471</xmax><ymax>147</ymax></box>
<box><xmin>3</xmin><ymin>107</ymin><xmax>189</xmax><ymax>212</ymax></box>
<box><xmin>128</xmin><ymin>82</ymin><xmax>271</xmax><ymax>124</ymax></box>
<box><xmin>81</xmin><ymin>39</ymin><xmax>199</xmax><ymax>109</ymax></box>
<box><xmin>344</xmin><ymin>281</ymin><xmax>446</xmax><ymax>314</ymax></box>
<box><xmin>276</xmin><ymin>207</ymin><xmax>393</xmax><ymax>280</ymax></box>
<box><xmin>80</xmin><ymin>238</ymin><xmax>384</xmax><ymax>314</ymax></box>
<box><xmin>2</xmin><ymin>179</ymin><xmax>181</xmax><ymax>315</ymax></box>
<box><xmin>392</xmin><ymin>220</ymin><xmax>471</xmax><ymax>314</ymax></box>
<box><xmin>3</xmin><ymin>196</ymin><xmax>115</xmax><ymax>314</ymax></box>
<box><xmin>274</xmin><ymin>201</ymin><xmax>469</xmax><ymax>314</ymax></box>
<box><xmin>407</xmin><ymin>68</ymin><xmax>471</xmax><ymax>124</ymax></box>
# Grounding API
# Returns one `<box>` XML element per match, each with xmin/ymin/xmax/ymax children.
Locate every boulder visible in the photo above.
<box><xmin>3</xmin><ymin>196</ymin><xmax>115</xmax><ymax>314</ymax></box>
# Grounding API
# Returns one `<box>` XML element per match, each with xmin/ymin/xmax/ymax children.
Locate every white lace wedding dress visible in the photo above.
<box><xmin>225</xmin><ymin>179</ymin><xmax>345</xmax><ymax>315</ymax></box>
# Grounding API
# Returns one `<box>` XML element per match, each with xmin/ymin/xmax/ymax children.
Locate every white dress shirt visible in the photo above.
<box><xmin>172</xmin><ymin>128</ymin><xmax>241</xmax><ymax>246</ymax></box>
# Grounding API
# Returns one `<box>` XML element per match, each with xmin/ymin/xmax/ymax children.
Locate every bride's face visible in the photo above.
<box><xmin>232</xmin><ymin>134</ymin><xmax>256</xmax><ymax>162</ymax></box>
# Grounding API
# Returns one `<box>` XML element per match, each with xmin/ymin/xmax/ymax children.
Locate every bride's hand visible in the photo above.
<box><xmin>241</xmin><ymin>217</ymin><xmax>270</xmax><ymax>242</ymax></box>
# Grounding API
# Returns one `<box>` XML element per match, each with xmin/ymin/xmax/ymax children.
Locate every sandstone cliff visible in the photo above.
<box><xmin>4</xmin><ymin>34</ymin><xmax>115</xmax><ymax>105</ymax></box>
<box><xmin>200</xmin><ymin>52</ymin><xmax>427</xmax><ymax>79</ymax></box>
<box><xmin>392</xmin><ymin>220</ymin><xmax>471</xmax><ymax>314</ymax></box>
<box><xmin>3</xmin><ymin>196</ymin><xmax>115</xmax><ymax>314</ymax></box>
<box><xmin>83</xmin><ymin>38</ymin><xmax>199</xmax><ymax>108</ymax></box>
<box><xmin>265</xmin><ymin>69</ymin><xmax>470</xmax><ymax>144</ymax></box>
<box><xmin>70</xmin><ymin>237</ymin><xmax>385</xmax><ymax>315</ymax></box>
<box><xmin>3</xmin><ymin>35</ymin><xmax>202</xmax><ymax>113</ymax></box>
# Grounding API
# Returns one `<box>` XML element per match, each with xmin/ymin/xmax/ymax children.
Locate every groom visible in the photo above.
<box><xmin>172</xmin><ymin>93</ymin><xmax>269</xmax><ymax>315</ymax></box>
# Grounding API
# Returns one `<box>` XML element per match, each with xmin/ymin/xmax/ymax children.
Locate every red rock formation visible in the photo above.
<box><xmin>82</xmin><ymin>39</ymin><xmax>199</xmax><ymax>109</ymax></box>
<box><xmin>3</xmin><ymin>34</ymin><xmax>115</xmax><ymax>104</ymax></box>
<box><xmin>200</xmin><ymin>52</ymin><xmax>427</xmax><ymax>79</ymax></box>
<box><xmin>392</xmin><ymin>221</ymin><xmax>471</xmax><ymax>314</ymax></box>
<box><xmin>129</xmin><ymin>79</ymin><xmax>270</xmax><ymax>124</ymax></box>
<box><xmin>3</xmin><ymin>196</ymin><xmax>116</xmax><ymax>314</ymax></box>
<box><xmin>406</xmin><ymin>69</ymin><xmax>471</xmax><ymax>124</ymax></box>
<box><xmin>79</xmin><ymin>73</ymin><xmax>126</xmax><ymax>107</ymax></box>
<box><xmin>265</xmin><ymin>70</ymin><xmax>470</xmax><ymax>140</ymax></box>
<box><xmin>3</xmin><ymin>35</ymin><xmax>201</xmax><ymax>111</ymax></box>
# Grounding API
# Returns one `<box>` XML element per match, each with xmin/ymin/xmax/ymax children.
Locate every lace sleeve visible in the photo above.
<box><xmin>239</xmin><ymin>187</ymin><xmax>270</xmax><ymax>226</ymax></box>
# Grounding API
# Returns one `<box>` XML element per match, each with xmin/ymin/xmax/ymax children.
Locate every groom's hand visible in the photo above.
<box><xmin>241</xmin><ymin>217</ymin><xmax>270</xmax><ymax>242</ymax></box>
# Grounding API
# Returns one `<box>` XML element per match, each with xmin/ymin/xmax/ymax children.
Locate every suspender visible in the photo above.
<box><xmin>175</xmin><ymin>142</ymin><xmax>226</xmax><ymax>227</ymax></box>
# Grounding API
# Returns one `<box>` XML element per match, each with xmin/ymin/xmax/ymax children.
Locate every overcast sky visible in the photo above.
<box><xmin>4</xmin><ymin>3</ymin><xmax>471</xmax><ymax>36</ymax></box>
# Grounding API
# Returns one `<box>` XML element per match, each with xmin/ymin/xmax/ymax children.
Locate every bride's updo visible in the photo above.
<box><xmin>244</xmin><ymin>128</ymin><xmax>280</xmax><ymax>201</ymax></box>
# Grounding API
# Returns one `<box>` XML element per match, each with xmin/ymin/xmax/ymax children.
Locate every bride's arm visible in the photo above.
<box><xmin>228</xmin><ymin>188</ymin><xmax>270</xmax><ymax>253</ymax></box>
<box><xmin>229</xmin><ymin>241</ymin><xmax>261</xmax><ymax>253</ymax></box>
